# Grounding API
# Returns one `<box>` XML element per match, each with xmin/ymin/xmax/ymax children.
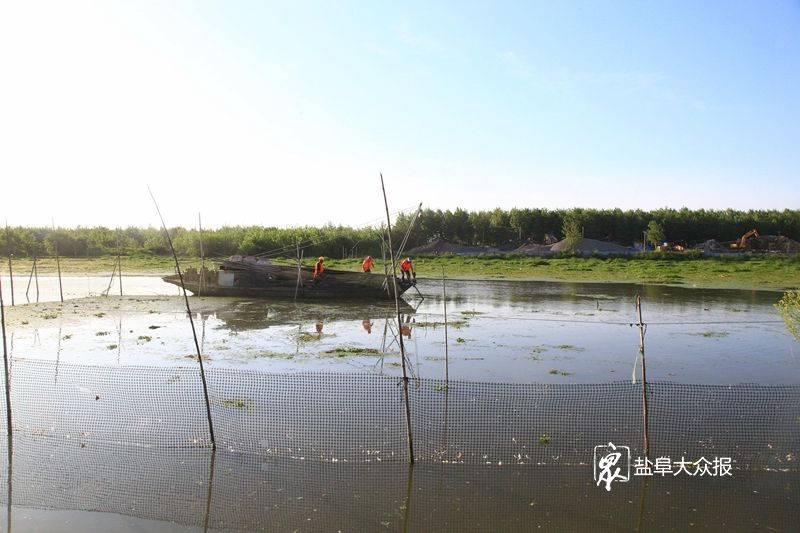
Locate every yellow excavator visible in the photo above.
<box><xmin>729</xmin><ymin>229</ymin><xmax>759</xmax><ymax>250</ymax></box>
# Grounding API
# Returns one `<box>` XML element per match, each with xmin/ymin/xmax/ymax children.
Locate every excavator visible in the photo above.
<box><xmin>729</xmin><ymin>229</ymin><xmax>759</xmax><ymax>250</ymax></box>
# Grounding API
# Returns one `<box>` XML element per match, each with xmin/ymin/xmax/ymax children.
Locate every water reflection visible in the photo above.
<box><xmin>0</xmin><ymin>435</ymin><xmax>796</xmax><ymax>532</ymax></box>
<box><xmin>4</xmin><ymin>279</ymin><xmax>797</xmax><ymax>384</ymax></box>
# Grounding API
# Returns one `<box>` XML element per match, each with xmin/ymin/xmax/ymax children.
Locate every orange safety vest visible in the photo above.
<box><xmin>362</xmin><ymin>257</ymin><xmax>374</xmax><ymax>272</ymax></box>
<box><xmin>313</xmin><ymin>261</ymin><xmax>325</xmax><ymax>278</ymax></box>
<box><xmin>400</xmin><ymin>259</ymin><xmax>412</xmax><ymax>272</ymax></box>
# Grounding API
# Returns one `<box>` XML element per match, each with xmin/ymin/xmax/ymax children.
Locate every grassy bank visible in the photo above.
<box><xmin>5</xmin><ymin>253</ymin><xmax>799</xmax><ymax>291</ymax></box>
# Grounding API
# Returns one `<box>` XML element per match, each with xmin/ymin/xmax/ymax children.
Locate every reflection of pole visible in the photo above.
<box><xmin>402</xmin><ymin>464</ymin><xmax>414</xmax><ymax>533</ymax></box>
<box><xmin>636</xmin><ymin>476</ymin><xmax>650</xmax><ymax>533</ymax></box>
<box><xmin>380</xmin><ymin>173</ymin><xmax>414</xmax><ymax>464</ymax></box>
<box><xmin>203</xmin><ymin>448</ymin><xmax>217</xmax><ymax>533</ymax></box>
<box><xmin>636</xmin><ymin>293</ymin><xmax>650</xmax><ymax>458</ymax></box>
<box><xmin>5</xmin><ymin>221</ymin><xmax>14</xmax><ymax>307</ymax></box>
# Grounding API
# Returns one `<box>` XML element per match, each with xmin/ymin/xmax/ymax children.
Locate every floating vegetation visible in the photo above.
<box><xmin>42</xmin><ymin>313</ymin><xmax>58</xmax><ymax>320</ymax></box>
<box><xmin>96</xmin><ymin>331</ymin><xmax>110</xmax><ymax>336</ymax></box>
<box><xmin>323</xmin><ymin>347</ymin><xmax>381</xmax><ymax>357</ymax></box>
<box><xmin>691</xmin><ymin>331</ymin><xmax>730</xmax><ymax>338</ymax></box>
<box><xmin>414</xmin><ymin>320</ymin><xmax>468</xmax><ymax>329</ymax></box>
<box><xmin>94</xmin><ymin>312</ymin><xmax>106</xmax><ymax>318</ymax></box>
<box><xmin>148</xmin><ymin>325</ymin><xmax>162</xmax><ymax>330</ymax></box>
<box><xmin>460</xmin><ymin>310</ymin><xmax>485</xmax><ymax>316</ymax></box>
<box><xmin>549</xmin><ymin>368</ymin><xmax>571</xmax><ymax>376</ymax></box>
<box><xmin>62</xmin><ymin>334</ymin><xmax>72</xmax><ymax>340</ymax></box>
<box><xmin>137</xmin><ymin>335</ymin><xmax>153</xmax><ymax>343</ymax></box>
<box><xmin>526</xmin><ymin>355</ymin><xmax>541</xmax><ymax>361</ymax></box>
<box><xmin>456</xmin><ymin>337</ymin><xmax>466</xmax><ymax>344</ymax></box>
<box><xmin>296</xmin><ymin>332</ymin><xmax>323</xmax><ymax>343</ymax></box>
<box><xmin>214</xmin><ymin>397</ymin><xmax>254</xmax><ymax>411</ymax></box>
<box><xmin>434</xmin><ymin>384</ymin><xmax>449</xmax><ymax>392</ymax></box>
<box><xmin>554</xmin><ymin>344</ymin><xmax>585</xmax><ymax>352</ymax></box>
<box><xmin>106</xmin><ymin>344</ymin><xmax>118</xmax><ymax>350</ymax></box>
<box><xmin>538</xmin><ymin>435</ymin><xmax>551</xmax><ymax>445</ymax></box>
<box><xmin>424</xmin><ymin>355</ymin><xmax>446</xmax><ymax>361</ymax></box>
<box><xmin>531</xmin><ymin>345</ymin><xmax>548</xmax><ymax>354</ymax></box>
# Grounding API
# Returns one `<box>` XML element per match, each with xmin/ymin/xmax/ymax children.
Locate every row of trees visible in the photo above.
<box><xmin>1</xmin><ymin>208</ymin><xmax>798</xmax><ymax>258</ymax></box>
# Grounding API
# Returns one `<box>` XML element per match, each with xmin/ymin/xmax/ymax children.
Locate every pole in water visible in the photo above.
<box><xmin>442</xmin><ymin>267</ymin><xmax>449</xmax><ymax>385</ymax></box>
<box><xmin>52</xmin><ymin>219</ymin><xmax>64</xmax><ymax>302</ymax></box>
<box><xmin>5</xmin><ymin>221</ymin><xmax>13</xmax><ymax>307</ymax></box>
<box><xmin>148</xmin><ymin>186</ymin><xmax>216</xmax><ymax>449</ymax></box>
<box><xmin>380</xmin><ymin>172</ymin><xmax>415</xmax><ymax>463</ymax></box>
<box><xmin>636</xmin><ymin>293</ymin><xmax>650</xmax><ymax>458</ymax></box>
<box><xmin>1</xmin><ymin>268</ymin><xmax>13</xmax><ymax>442</ymax></box>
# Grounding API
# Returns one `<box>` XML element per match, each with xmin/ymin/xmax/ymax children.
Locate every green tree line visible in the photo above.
<box><xmin>1</xmin><ymin>208</ymin><xmax>798</xmax><ymax>259</ymax></box>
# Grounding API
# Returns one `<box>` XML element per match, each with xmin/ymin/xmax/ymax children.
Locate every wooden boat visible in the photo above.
<box><xmin>163</xmin><ymin>255</ymin><xmax>416</xmax><ymax>300</ymax></box>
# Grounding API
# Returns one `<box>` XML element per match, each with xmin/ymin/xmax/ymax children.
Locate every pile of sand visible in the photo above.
<box><xmin>548</xmin><ymin>238</ymin><xmax>631</xmax><ymax>254</ymax></box>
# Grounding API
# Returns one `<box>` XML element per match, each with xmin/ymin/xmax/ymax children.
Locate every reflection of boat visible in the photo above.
<box><xmin>163</xmin><ymin>256</ymin><xmax>416</xmax><ymax>300</ymax></box>
<box><xmin>194</xmin><ymin>298</ymin><xmax>416</xmax><ymax>331</ymax></box>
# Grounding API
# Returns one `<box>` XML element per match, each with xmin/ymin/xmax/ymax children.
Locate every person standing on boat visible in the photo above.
<box><xmin>400</xmin><ymin>257</ymin><xmax>414</xmax><ymax>282</ymax></box>
<box><xmin>362</xmin><ymin>255</ymin><xmax>375</xmax><ymax>273</ymax></box>
<box><xmin>313</xmin><ymin>256</ymin><xmax>325</xmax><ymax>280</ymax></box>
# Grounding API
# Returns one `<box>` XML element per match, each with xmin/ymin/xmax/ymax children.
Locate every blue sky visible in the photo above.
<box><xmin>0</xmin><ymin>1</ymin><xmax>798</xmax><ymax>229</ymax></box>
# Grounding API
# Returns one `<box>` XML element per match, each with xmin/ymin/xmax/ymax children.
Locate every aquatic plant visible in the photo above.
<box><xmin>776</xmin><ymin>289</ymin><xmax>800</xmax><ymax>341</ymax></box>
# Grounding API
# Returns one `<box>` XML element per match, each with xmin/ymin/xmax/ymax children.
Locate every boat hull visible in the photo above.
<box><xmin>163</xmin><ymin>261</ymin><xmax>415</xmax><ymax>300</ymax></box>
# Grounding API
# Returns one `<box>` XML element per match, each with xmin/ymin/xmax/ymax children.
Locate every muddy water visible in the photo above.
<box><xmin>4</xmin><ymin>277</ymin><xmax>797</xmax><ymax>385</ymax></box>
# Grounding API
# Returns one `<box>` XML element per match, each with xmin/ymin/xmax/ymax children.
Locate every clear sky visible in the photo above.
<box><xmin>1</xmin><ymin>1</ymin><xmax>798</xmax><ymax>229</ymax></box>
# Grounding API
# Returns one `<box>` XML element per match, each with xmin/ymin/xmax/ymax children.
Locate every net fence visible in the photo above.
<box><xmin>0</xmin><ymin>359</ymin><xmax>797</xmax><ymax>469</ymax></box>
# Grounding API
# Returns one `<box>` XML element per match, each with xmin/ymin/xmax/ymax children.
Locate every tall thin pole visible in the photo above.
<box><xmin>198</xmin><ymin>214</ymin><xmax>205</xmax><ymax>296</ymax></box>
<box><xmin>117</xmin><ymin>231</ymin><xmax>123</xmax><ymax>296</ymax></box>
<box><xmin>380</xmin><ymin>173</ymin><xmax>415</xmax><ymax>463</ymax></box>
<box><xmin>442</xmin><ymin>267</ymin><xmax>449</xmax><ymax>385</ymax></box>
<box><xmin>1</xmin><ymin>269</ymin><xmax>13</xmax><ymax>441</ymax></box>
<box><xmin>636</xmin><ymin>293</ymin><xmax>650</xmax><ymax>458</ymax></box>
<box><xmin>148</xmin><ymin>187</ymin><xmax>216</xmax><ymax>449</ymax></box>
<box><xmin>5</xmin><ymin>222</ymin><xmax>13</xmax><ymax>307</ymax></box>
<box><xmin>52</xmin><ymin>220</ymin><xmax>63</xmax><ymax>302</ymax></box>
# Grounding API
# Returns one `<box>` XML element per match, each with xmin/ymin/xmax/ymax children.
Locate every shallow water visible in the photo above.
<box><xmin>1</xmin><ymin>276</ymin><xmax>798</xmax><ymax>532</ymax></box>
<box><xmin>6</xmin><ymin>277</ymin><xmax>798</xmax><ymax>385</ymax></box>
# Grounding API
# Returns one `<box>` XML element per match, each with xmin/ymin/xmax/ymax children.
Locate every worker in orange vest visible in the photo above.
<box><xmin>362</xmin><ymin>255</ymin><xmax>375</xmax><ymax>273</ymax></box>
<box><xmin>313</xmin><ymin>256</ymin><xmax>325</xmax><ymax>280</ymax></box>
<box><xmin>400</xmin><ymin>257</ymin><xmax>414</xmax><ymax>282</ymax></box>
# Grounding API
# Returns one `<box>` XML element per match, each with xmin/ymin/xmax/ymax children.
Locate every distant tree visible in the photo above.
<box><xmin>562</xmin><ymin>210</ymin><xmax>584</xmax><ymax>250</ymax></box>
<box><xmin>646</xmin><ymin>221</ymin><xmax>666</xmax><ymax>248</ymax></box>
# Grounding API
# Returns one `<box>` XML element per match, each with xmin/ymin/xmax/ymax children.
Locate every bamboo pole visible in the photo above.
<box><xmin>636</xmin><ymin>293</ymin><xmax>650</xmax><ymax>458</ymax></box>
<box><xmin>380</xmin><ymin>173</ymin><xmax>415</xmax><ymax>463</ymax></box>
<box><xmin>198</xmin><ymin>214</ymin><xmax>205</xmax><ymax>296</ymax></box>
<box><xmin>1</xmin><ymin>269</ymin><xmax>13</xmax><ymax>442</ymax></box>
<box><xmin>294</xmin><ymin>240</ymin><xmax>303</xmax><ymax>300</ymax></box>
<box><xmin>117</xmin><ymin>247</ymin><xmax>123</xmax><ymax>296</ymax></box>
<box><xmin>52</xmin><ymin>220</ymin><xmax>63</xmax><ymax>302</ymax></box>
<box><xmin>104</xmin><ymin>261</ymin><xmax>118</xmax><ymax>297</ymax></box>
<box><xmin>25</xmin><ymin>256</ymin><xmax>39</xmax><ymax>303</ymax></box>
<box><xmin>5</xmin><ymin>221</ymin><xmax>13</xmax><ymax>307</ymax></box>
<box><xmin>148</xmin><ymin>187</ymin><xmax>216</xmax><ymax>449</ymax></box>
<box><xmin>442</xmin><ymin>267</ymin><xmax>449</xmax><ymax>385</ymax></box>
